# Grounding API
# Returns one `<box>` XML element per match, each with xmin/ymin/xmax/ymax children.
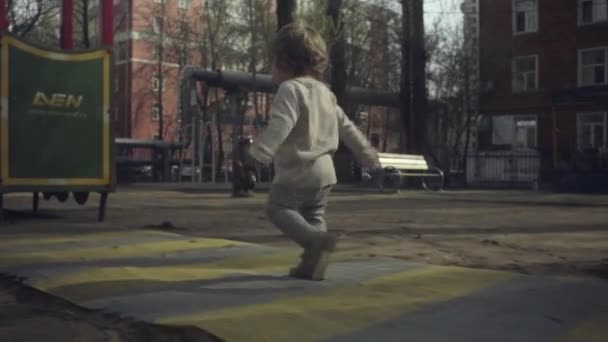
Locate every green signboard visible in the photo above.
<box><xmin>0</xmin><ymin>34</ymin><xmax>112</xmax><ymax>190</ymax></box>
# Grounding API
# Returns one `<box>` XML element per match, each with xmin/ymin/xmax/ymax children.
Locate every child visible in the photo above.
<box><xmin>248</xmin><ymin>22</ymin><xmax>380</xmax><ymax>281</ymax></box>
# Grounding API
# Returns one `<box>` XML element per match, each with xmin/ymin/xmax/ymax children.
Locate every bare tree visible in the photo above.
<box><xmin>81</xmin><ymin>0</ymin><xmax>90</xmax><ymax>48</ymax></box>
<box><xmin>423</xmin><ymin>11</ymin><xmax>480</xmax><ymax>184</ymax></box>
<box><xmin>409</xmin><ymin>0</ymin><xmax>427</xmax><ymax>154</ymax></box>
<box><xmin>200</xmin><ymin>0</ymin><xmax>243</xmax><ymax>179</ymax></box>
<box><xmin>8</xmin><ymin>0</ymin><xmax>57</xmax><ymax>45</ymax></box>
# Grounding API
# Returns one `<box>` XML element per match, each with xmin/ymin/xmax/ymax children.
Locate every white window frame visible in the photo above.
<box><xmin>577</xmin><ymin>112</ymin><xmax>607</xmax><ymax>151</ymax></box>
<box><xmin>152</xmin><ymin>104</ymin><xmax>161</xmax><ymax>121</ymax></box>
<box><xmin>512</xmin><ymin>55</ymin><xmax>539</xmax><ymax>93</ymax></box>
<box><xmin>178</xmin><ymin>0</ymin><xmax>189</xmax><ymax>9</ymax></box>
<box><xmin>152</xmin><ymin>16</ymin><xmax>163</xmax><ymax>34</ymax></box>
<box><xmin>512</xmin><ymin>0</ymin><xmax>538</xmax><ymax>35</ymax></box>
<box><xmin>117</xmin><ymin>42</ymin><xmax>127</xmax><ymax>61</ymax></box>
<box><xmin>152</xmin><ymin>45</ymin><xmax>161</xmax><ymax>60</ymax></box>
<box><xmin>153</xmin><ymin>0</ymin><xmax>164</xmax><ymax>3</ymax></box>
<box><xmin>491</xmin><ymin>114</ymin><xmax>538</xmax><ymax>149</ymax></box>
<box><xmin>514</xmin><ymin>115</ymin><xmax>538</xmax><ymax>150</ymax></box>
<box><xmin>152</xmin><ymin>74</ymin><xmax>161</xmax><ymax>92</ymax></box>
<box><xmin>578</xmin><ymin>47</ymin><xmax>608</xmax><ymax>87</ymax></box>
<box><xmin>578</xmin><ymin>0</ymin><xmax>608</xmax><ymax>25</ymax></box>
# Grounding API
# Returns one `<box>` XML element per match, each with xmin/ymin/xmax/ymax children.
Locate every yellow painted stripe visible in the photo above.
<box><xmin>3</xmin><ymin>35</ymin><xmax>107</xmax><ymax>62</ymax></box>
<box><xmin>38</xmin><ymin>250</ymin><xmax>301</xmax><ymax>292</ymax></box>
<box><xmin>557</xmin><ymin>315</ymin><xmax>608</xmax><ymax>342</ymax></box>
<box><xmin>159</xmin><ymin>266</ymin><xmax>514</xmax><ymax>341</ymax></box>
<box><xmin>0</xmin><ymin>230</ymin><xmax>180</xmax><ymax>247</ymax></box>
<box><xmin>0</xmin><ymin>238</ymin><xmax>250</xmax><ymax>266</ymax></box>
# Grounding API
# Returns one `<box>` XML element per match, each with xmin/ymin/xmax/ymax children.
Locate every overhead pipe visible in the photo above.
<box><xmin>186</xmin><ymin>69</ymin><xmax>400</xmax><ymax>108</ymax></box>
<box><xmin>178</xmin><ymin>68</ymin><xmax>401</xmax><ymax>184</ymax></box>
<box><xmin>179</xmin><ymin>68</ymin><xmax>400</xmax><ymax>145</ymax></box>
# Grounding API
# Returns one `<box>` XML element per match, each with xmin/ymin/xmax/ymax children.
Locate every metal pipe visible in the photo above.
<box><xmin>60</xmin><ymin>0</ymin><xmax>74</xmax><ymax>49</ymax></box>
<box><xmin>191</xmin><ymin>115</ymin><xmax>195</xmax><ymax>184</ymax></box>
<box><xmin>115</xmin><ymin>138</ymin><xmax>181</xmax><ymax>149</ymax></box>
<box><xmin>0</xmin><ymin>0</ymin><xmax>8</xmax><ymax>31</ymax></box>
<box><xmin>100</xmin><ymin>0</ymin><xmax>113</xmax><ymax>47</ymax></box>
<box><xmin>198</xmin><ymin>118</ymin><xmax>204</xmax><ymax>183</ymax></box>
<box><xmin>188</xmin><ymin>69</ymin><xmax>400</xmax><ymax>107</ymax></box>
<box><xmin>178</xmin><ymin>66</ymin><xmax>200</xmax><ymax>148</ymax></box>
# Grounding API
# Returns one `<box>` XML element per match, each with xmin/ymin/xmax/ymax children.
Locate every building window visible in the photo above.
<box><xmin>152</xmin><ymin>16</ymin><xmax>163</xmax><ymax>34</ymax></box>
<box><xmin>491</xmin><ymin>115</ymin><xmax>537</xmax><ymax>149</ymax></box>
<box><xmin>579</xmin><ymin>47</ymin><xmax>608</xmax><ymax>86</ymax></box>
<box><xmin>152</xmin><ymin>45</ymin><xmax>161</xmax><ymax>60</ymax></box>
<box><xmin>512</xmin><ymin>55</ymin><xmax>538</xmax><ymax>93</ymax></box>
<box><xmin>577</xmin><ymin>112</ymin><xmax>607</xmax><ymax>151</ymax></box>
<box><xmin>179</xmin><ymin>0</ymin><xmax>189</xmax><ymax>9</ymax></box>
<box><xmin>152</xmin><ymin>74</ymin><xmax>161</xmax><ymax>92</ymax></box>
<box><xmin>153</xmin><ymin>0</ymin><xmax>163</xmax><ymax>3</ymax></box>
<box><xmin>514</xmin><ymin>117</ymin><xmax>537</xmax><ymax>149</ymax></box>
<box><xmin>579</xmin><ymin>0</ymin><xmax>608</xmax><ymax>25</ymax></box>
<box><xmin>513</xmin><ymin>0</ymin><xmax>538</xmax><ymax>34</ymax></box>
<box><xmin>152</xmin><ymin>104</ymin><xmax>161</xmax><ymax>121</ymax></box>
<box><xmin>178</xmin><ymin>46</ymin><xmax>188</xmax><ymax>66</ymax></box>
<box><xmin>117</xmin><ymin>42</ymin><xmax>127</xmax><ymax>61</ymax></box>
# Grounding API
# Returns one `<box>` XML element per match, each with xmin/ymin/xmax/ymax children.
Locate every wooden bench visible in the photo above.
<box><xmin>376</xmin><ymin>153</ymin><xmax>444</xmax><ymax>191</ymax></box>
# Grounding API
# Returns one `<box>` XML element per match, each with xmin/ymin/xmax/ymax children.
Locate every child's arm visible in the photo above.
<box><xmin>336</xmin><ymin>105</ymin><xmax>381</xmax><ymax>169</ymax></box>
<box><xmin>248</xmin><ymin>83</ymin><xmax>300</xmax><ymax>166</ymax></box>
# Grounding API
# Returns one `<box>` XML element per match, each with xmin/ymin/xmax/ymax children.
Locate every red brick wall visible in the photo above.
<box><xmin>478</xmin><ymin>0</ymin><xmax>608</xmax><ymax>154</ymax></box>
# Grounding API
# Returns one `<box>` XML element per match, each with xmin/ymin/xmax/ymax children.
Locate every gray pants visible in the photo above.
<box><xmin>266</xmin><ymin>184</ymin><xmax>332</xmax><ymax>249</ymax></box>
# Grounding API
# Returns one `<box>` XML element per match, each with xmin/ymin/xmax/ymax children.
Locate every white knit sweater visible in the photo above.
<box><xmin>249</xmin><ymin>77</ymin><xmax>378</xmax><ymax>188</ymax></box>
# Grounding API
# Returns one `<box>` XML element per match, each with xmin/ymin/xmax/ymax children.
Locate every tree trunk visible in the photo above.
<box><xmin>82</xmin><ymin>0</ymin><xmax>90</xmax><ymax>48</ymax></box>
<box><xmin>409</xmin><ymin>0</ymin><xmax>427</xmax><ymax>154</ymax></box>
<box><xmin>462</xmin><ymin>54</ymin><xmax>472</xmax><ymax>187</ymax></box>
<box><xmin>326</xmin><ymin>0</ymin><xmax>356</xmax><ymax>182</ymax></box>
<box><xmin>214</xmin><ymin>88</ymin><xmax>224</xmax><ymax>179</ymax></box>
<box><xmin>276</xmin><ymin>0</ymin><xmax>296</xmax><ymax>30</ymax></box>
<box><xmin>400</xmin><ymin>0</ymin><xmax>411</xmax><ymax>153</ymax></box>
<box><xmin>248</xmin><ymin>0</ymin><xmax>259</xmax><ymax>125</ymax></box>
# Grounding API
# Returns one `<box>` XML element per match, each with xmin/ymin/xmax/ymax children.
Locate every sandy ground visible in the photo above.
<box><xmin>1</xmin><ymin>185</ymin><xmax>608</xmax><ymax>341</ymax></box>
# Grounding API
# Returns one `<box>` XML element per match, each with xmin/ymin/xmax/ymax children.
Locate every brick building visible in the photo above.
<box><xmin>466</xmin><ymin>0</ymin><xmax>608</xmax><ymax>183</ymax></box>
<box><xmin>113</xmin><ymin>0</ymin><xmax>203</xmax><ymax>153</ymax></box>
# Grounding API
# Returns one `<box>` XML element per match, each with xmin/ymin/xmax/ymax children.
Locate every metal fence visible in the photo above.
<box><xmin>466</xmin><ymin>151</ymin><xmax>541</xmax><ymax>187</ymax></box>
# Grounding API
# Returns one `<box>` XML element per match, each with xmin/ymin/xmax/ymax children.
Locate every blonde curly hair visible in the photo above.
<box><xmin>271</xmin><ymin>22</ymin><xmax>328</xmax><ymax>79</ymax></box>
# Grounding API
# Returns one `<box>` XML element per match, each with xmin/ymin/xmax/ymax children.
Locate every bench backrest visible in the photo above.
<box><xmin>378</xmin><ymin>153</ymin><xmax>429</xmax><ymax>171</ymax></box>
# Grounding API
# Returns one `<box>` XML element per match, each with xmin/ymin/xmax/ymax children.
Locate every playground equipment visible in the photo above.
<box><xmin>178</xmin><ymin>68</ymin><xmax>401</xmax><ymax>193</ymax></box>
<box><xmin>0</xmin><ymin>0</ymin><xmax>115</xmax><ymax>221</ymax></box>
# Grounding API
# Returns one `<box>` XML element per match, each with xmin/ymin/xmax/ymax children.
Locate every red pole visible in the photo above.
<box><xmin>60</xmin><ymin>0</ymin><xmax>74</xmax><ymax>49</ymax></box>
<box><xmin>101</xmin><ymin>0</ymin><xmax>113</xmax><ymax>47</ymax></box>
<box><xmin>0</xmin><ymin>0</ymin><xmax>9</xmax><ymax>31</ymax></box>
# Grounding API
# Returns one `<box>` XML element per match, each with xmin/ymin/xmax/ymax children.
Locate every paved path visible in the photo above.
<box><xmin>0</xmin><ymin>228</ymin><xmax>607</xmax><ymax>342</ymax></box>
